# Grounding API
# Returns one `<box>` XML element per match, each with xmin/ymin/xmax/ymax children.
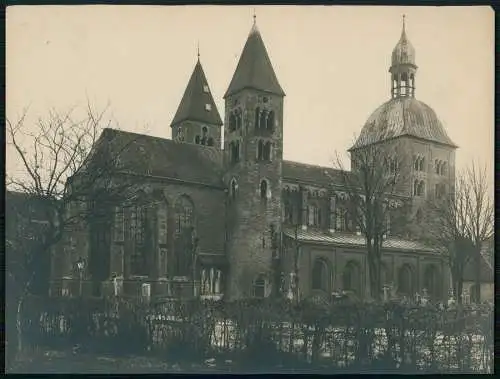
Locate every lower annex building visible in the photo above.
<box><xmin>50</xmin><ymin>17</ymin><xmax>462</xmax><ymax>303</ymax></box>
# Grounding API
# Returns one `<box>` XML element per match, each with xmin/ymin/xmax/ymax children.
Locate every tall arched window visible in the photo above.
<box><xmin>254</xmin><ymin>107</ymin><xmax>260</xmax><ymax>129</ymax></box>
<box><xmin>235</xmin><ymin>110</ymin><xmax>242</xmax><ymax>130</ymax></box>
<box><xmin>284</xmin><ymin>200</ymin><xmax>293</xmax><ymax>224</ymax></box>
<box><xmin>342</xmin><ymin>261</ymin><xmax>361</xmax><ymax>295</ymax></box>
<box><xmin>230</xmin><ymin>178</ymin><xmax>238</xmax><ymax>200</ymax></box>
<box><xmin>229</xmin><ymin>113</ymin><xmax>236</xmax><ymax>131</ymax></box>
<box><xmin>441</xmin><ymin>162</ymin><xmax>447</xmax><ymax>176</ymax></box>
<box><xmin>267</xmin><ymin>111</ymin><xmax>274</xmax><ymax>131</ymax></box>
<box><xmin>312</xmin><ymin>258</ymin><xmax>330</xmax><ymax>292</ymax></box>
<box><xmin>260</xmin><ymin>110</ymin><xmax>267</xmax><ymax>131</ymax></box>
<box><xmin>157</xmin><ymin>201</ymin><xmax>168</xmax><ymax>245</ymax></box>
<box><xmin>174</xmin><ymin>196</ymin><xmax>194</xmax><ymax>236</ymax></box>
<box><xmin>336</xmin><ymin>207</ymin><xmax>348</xmax><ymax>231</ymax></box>
<box><xmin>257</xmin><ymin>140</ymin><xmax>264</xmax><ymax>160</ymax></box>
<box><xmin>263</xmin><ymin>142</ymin><xmax>271</xmax><ymax>161</ymax></box>
<box><xmin>435</xmin><ymin>160</ymin><xmax>441</xmax><ymax>175</ymax></box>
<box><xmin>253</xmin><ymin>274</ymin><xmax>266</xmax><ymax>298</ymax></box>
<box><xmin>419</xmin><ymin>157</ymin><xmax>425</xmax><ymax>171</ymax></box>
<box><xmin>423</xmin><ymin>264</ymin><xmax>441</xmax><ymax>300</ymax></box>
<box><xmin>260</xmin><ymin>180</ymin><xmax>268</xmax><ymax>200</ymax></box>
<box><xmin>398</xmin><ymin>264</ymin><xmax>414</xmax><ymax>296</ymax></box>
<box><xmin>114</xmin><ymin>206</ymin><xmax>124</xmax><ymax>242</ymax></box>
<box><xmin>130</xmin><ymin>204</ymin><xmax>149</xmax><ymax>276</ymax></box>
<box><xmin>174</xmin><ymin>196</ymin><xmax>195</xmax><ymax>277</ymax></box>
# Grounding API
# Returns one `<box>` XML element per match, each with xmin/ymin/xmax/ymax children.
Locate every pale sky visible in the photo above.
<box><xmin>6</xmin><ymin>5</ymin><xmax>494</xmax><ymax>192</ymax></box>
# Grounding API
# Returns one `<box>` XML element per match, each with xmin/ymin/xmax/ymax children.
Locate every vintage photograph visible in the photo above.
<box><xmin>5</xmin><ymin>5</ymin><xmax>494</xmax><ymax>373</ymax></box>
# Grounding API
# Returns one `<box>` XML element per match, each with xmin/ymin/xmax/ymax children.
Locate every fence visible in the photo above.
<box><xmin>17</xmin><ymin>296</ymin><xmax>494</xmax><ymax>373</ymax></box>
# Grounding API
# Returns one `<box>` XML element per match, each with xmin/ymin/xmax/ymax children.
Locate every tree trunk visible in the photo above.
<box><xmin>367</xmin><ymin>246</ymin><xmax>381</xmax><ymax>302</ymax></box>
<box><xmin>473</xmin><ymin>253</ymin><xmax>481</xmax><ymax>303</ymax></box>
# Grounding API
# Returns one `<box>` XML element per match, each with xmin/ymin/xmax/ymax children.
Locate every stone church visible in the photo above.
<box><xmin>50</xmin><ymin>17</ymin><xmax>458</xmax><ymax>302</ymax></box>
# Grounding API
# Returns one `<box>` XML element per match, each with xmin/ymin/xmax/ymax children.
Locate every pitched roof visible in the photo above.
<box><xmin>171</xmin><ymin>59</ymin><xmax>223</xmax><ymax>127</ymax></box>
<box><xmin>350</xmin><ymin>97</ymin><xmax>457</xmax><ymax>151</ymax></box>
<box><xmin>224</xmin><ymin>22</ymin><xmax>285</xmax><ymax>98</ymax></box>
<box><xmin>283</xmin><ymin>227</ymin><xmax>433</xmax><ymax>253</ymax></box>
<box><xmin>95</xmin><ymin>128</ymin><xmax>224</xmax><ymax>187</ymax></box>
<box><xmin>282</xmin><ymin>160</ymin><xmax>352</xmax><ymax>188</ymax></box>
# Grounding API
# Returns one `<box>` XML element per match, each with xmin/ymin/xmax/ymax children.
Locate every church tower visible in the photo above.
<box><xmin>170</xmin><ymin>54</ymin><xmax>223</xmax><ymax>148</ymax></box>
<box><xmin>223</xmin><ymin>16</ymin><xmax>285</xmax><ymax>300</ymax></box>
<box><xmin>350</xmin><ymin>16</ymin><xmax>457</xmax><ymax>211</ymax></box>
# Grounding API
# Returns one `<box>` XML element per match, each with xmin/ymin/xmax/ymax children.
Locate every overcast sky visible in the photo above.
<box><xmin>6</xmin><ymin>5</ymin><xmax>494</xmax><ymax>192</ymax></box>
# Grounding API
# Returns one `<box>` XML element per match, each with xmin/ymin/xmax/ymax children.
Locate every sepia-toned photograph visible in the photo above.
<box><xmin>5</xmin><ymin>4</ymin><xmax>494</xmax><ymax>374</ymax></box>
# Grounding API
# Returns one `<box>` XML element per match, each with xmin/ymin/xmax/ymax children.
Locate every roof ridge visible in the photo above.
<box><xmin>283</xmin><ymin>160</ymin><xmax>341</xmax><ymax>172</ymax></box>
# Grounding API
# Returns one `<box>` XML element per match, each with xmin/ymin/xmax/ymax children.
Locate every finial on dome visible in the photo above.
<box><xmin>197</xmin><ymin>40</ymin><xmax>200</xmax><ymax>60</ymax></box>
<box><xmin>253</xmin><ymin>8</ymin><xmax>256</xmax><ymax>24</ymax></box>
<box><xmin>402</xmin><ymin>14</ymin><xmax>406</xmax><ymax>32</ymax></box>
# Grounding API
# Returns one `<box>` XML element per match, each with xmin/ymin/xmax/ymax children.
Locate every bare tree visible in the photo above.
<box><xmin>418</xmin><ymin>163</ymin><xmax>493</xmax><ymax>303</ymax></box>
<box><xmin>6</xmin><ymin>101</ymin><xmax>141</xmax><ymax>357</ymax></box>
<box><xmin>332</xmin><ymin>141</ymin><xmax>410</xmax><ymax>301</ymax></box>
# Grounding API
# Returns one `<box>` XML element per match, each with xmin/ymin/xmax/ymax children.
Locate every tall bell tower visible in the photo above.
<box><xmin>223</xmin><ymin>16</ymin><xmax>285</xmax><ymax>300</ymax></box>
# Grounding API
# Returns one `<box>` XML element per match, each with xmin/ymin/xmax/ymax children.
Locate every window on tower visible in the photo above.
<box><xmin>260</xmin><ymin>179</ymin><xmax>269</xmax><ymax>200</ymax></box>
<box><xmin>230</xmin><ymin>141</ymin><xmax>240</xmax><ymax>163</ymax></box>
<box><xmin>203</xmin><ymin>84</ymin><xmax>210</xmax><ymax>93</ymax></box>
<box><xmin>205</xmin><ymin>103</ymin><xmax>212</xmax><ymax>111</ymax></box>
<box><xmin>266</xmin><ymin>111</ymin><xmax>275</xmax><ymax>131</ymax></box>
<box><xmin>229</xmin><ymin>113</ymin><xmax>236</xmax><ymax>132</ymax></box>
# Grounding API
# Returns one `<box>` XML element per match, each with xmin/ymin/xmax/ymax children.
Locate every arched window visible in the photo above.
<box><xmin>254</xmin><ymin>107</ymin><xmax>260</xmax><ymax>129</ymax></box>
<box><xmin>207</xmin><ymin>137</ymin><xmax>214</xmax><ymax>147</ymax></box>
<box><xmin>435</xmin><ymin>160</ymin><xmax>441</xmax><ymax>175</ymax></box>
<box><xmin>423</xmin><ymin>264</ymin><xmax>441</xmax><ymax>300</ymax></box>
<box><xmin>441</xmin><ymin>162</ymin><xmax>447</xmax><ymax>176</ymax></box>
<box><xmin>342</xmin><ymin>261</ymin><xmax>361</xmax><ymax>295</ymax></box>
<box><xmin>130</xmin><ymin>204</ymin><xmax>149</xmax><ymax>276</ymax></box>
<box><xmin>413</xmin><ymin>156</ymin><xmax>419</xmax><ymax>171</ymax></box>
<box><xmin>235</xmin><ymin>110</ymin><xmax>242</xmax><ymax>130</ymax></box>
<box><xmin>231</xmin><ymin>141</ymin><xmax>240</xmax><ymax>163</ymax></box>
<box><xmin>263</xmin><ymin>142</ymin><xmax>271</xmax><ymax>161</ymax></box>
<box><xmin>157</xmin><ymin>201</ymin><xmax>168</xmax><ymax>246</ymax></box>
<box><xmin>229</xmin><ymin>113</ymin><xmax>236</xmax><ymax>131</ymax></box>
<box><xmin>267</xmin><ymin>111</ymin><xmax>274</xmax><ymax>131</ymax></box>
<box><xmin>260</xmin><ymin>110</ymin><xmax>267</xmax><ymax>131</ymax></box>
<box><xmin>230</xmin><ymin>178</ymin><xmax>238</xmax><ymax>200</ymax></box>
<box><xmin>336</xmin><ymin>207</ymin><xmax>348</xmax><ymax>232</ymax></box>
<box><xmin>312</xmin><ymin>258</ymin><xmax>330</xmax><ymax>291</ymax></box>
<box><xmin>114</xmin><ymin>206</ymin><xmax>124</xmax><ymax>242</ymax></box>
<box><xmin>260</xmin><ymin>180</ymin><xmax>268</xmax><ymax>200</ymax></box>
<box><xmin>419</xmin><ymin>157</ymin><xmax>425</xmax><ymax>171</ymax></box>
<box><xmin>173</xmin><ymin>196</ymin><xmax>195</xmax><ymax>277</ymax></box>
<box><xmin>195</xmin><ymin>135</ymin><xmax>200</xmax><ymax>144</ymax></box>
<box><xmin>398</xmin><ymin>264</ymin><xmax>414</xmax><ymax>296</ymax></box>
<box><xmin>253</xmin><ymin>274</ymin><xmax>266</xmax><ymax>298</ymax></box>
<box><xmin>174</xmin><ymin>196</ymin><xmax>194</xmax><ymax>236</ymax></box>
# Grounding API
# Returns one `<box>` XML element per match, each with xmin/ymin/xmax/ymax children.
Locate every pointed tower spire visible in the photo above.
<box><xmin>389</xmin><ymin>15</ymin><xmax>417</xmax><ymax>98</ymax></box>
<box><xmin>171</xmin><ymin>59</ymin><xmax>223</xmax><ymax>127</ymax></box>
<box><xmin>224</xmin><ymin>16</ymin><xmax>285</xmax><ymax>98</ymax></box>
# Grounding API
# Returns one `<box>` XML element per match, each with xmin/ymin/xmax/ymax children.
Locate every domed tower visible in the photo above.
<box><xmin>223</xmin><ymin>16</ymin><xmax>285</xmax><ymax>300</ymax></box>
<box><xmin>350</xmin><ymin>16</ymin><xmax>457</xmax><ymax>212</ymax></box>
<box><xmin>170</xmin><ymin>54</ymin><xmax>223</xmax><ymax>148</ymax></box>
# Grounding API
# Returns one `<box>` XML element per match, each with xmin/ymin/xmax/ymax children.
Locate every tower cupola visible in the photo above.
<box><xmin>389</xmin><ymin>15</ymin><xmax>417</xmax><ymax>98</ymax></box>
